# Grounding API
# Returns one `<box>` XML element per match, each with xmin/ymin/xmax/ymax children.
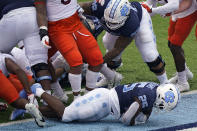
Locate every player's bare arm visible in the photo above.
<box><xmin>79</xmin><ymin>1</ymin><xmax>94</xmax><ymax>15</ymax></box>
<box><xmin>34</xmin><ymin>0</ymin><xmax>48</xmax><ymax>27</ymax></box>
<box><xmin>5</xmin><ymin>58</ymin><xmax>32</xmax><ymax>94</ymax></box>
<box><xmin>121</xmin><ymin>97</ymin><xmax>142</xmax><ymax>126</ymax></box>
<box><xmin>103</xmin><ymin>36</ymin><xmax>133</xmax><ymax>63</ymax></box>
<box><xmin>174</xmin><ymin>0</ymin><xmax>192</xmax><ymax>14</ymax></box>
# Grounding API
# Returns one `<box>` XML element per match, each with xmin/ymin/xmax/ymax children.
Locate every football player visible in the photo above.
<box><xmin>0</xmin><ymin>0</ymin><xmax>53</xmax><ymax>96</ymax></box>
<box><xmin>31</xmin><ymin>81</ymin><xmax>180</xmax><ymax>126</ymax></box>
<box><xmin>0</xmin><ymin>53</ymin><xmax>45</xmax><ymax>127</ymax></box>
<box><xmin>79</xmin><ymin>0</ymin><xmax>169</xmax><ymax>86</ymax></box>
<box><xmin>141</xmin><ymin>0</ymin><xmax>197</xmax><ymax>92</ymax></box>
<box><xmin>34</xmin><ymin>0</ymin><xmax>123</xmax><ymax>99</ymax></box>
<box><xmin>10</xmin><ymin>46</ymin><xmax>68</xmax><ymax>103</ymax></box>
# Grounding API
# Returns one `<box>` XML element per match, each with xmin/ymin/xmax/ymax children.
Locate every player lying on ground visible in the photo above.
<box><xmin>30</xmin><ymin>82</ymin><xmax>180</xmax><ymax>126</ymax></box>
<box><xmin>0</xmin><ymin>53</ymin><xmax>45</xmax><ymax>127</ymax></box>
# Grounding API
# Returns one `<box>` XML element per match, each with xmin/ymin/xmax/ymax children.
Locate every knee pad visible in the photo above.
<box><xmin>31</xmin><ymin>63</ymin><xmax>52</xmax><ymax>82</ymax></box>
<box><xmin>146</xmin><ymin>55</ymin><xmax>165</xmax><ymax>74</ymax></box>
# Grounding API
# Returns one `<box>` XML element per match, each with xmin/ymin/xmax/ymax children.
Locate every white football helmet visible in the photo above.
<box><xmin>104</xmin><ymin>0</ymin><xmax>131</xmax><ymax>30</ymax></box>
<box><xmin>154</xmin><ymin>83</ymin><xmax>180</xmax><ymax>111</ymax></box>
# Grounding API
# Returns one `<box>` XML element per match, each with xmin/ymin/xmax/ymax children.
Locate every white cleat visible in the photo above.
<box><xmin>176</xmin><ymin>81</ymin><xmax>190</xmax><ymax>92</ymax></box>
<box><xmin>169</xmin><ymin>69</ymin><xmax>194</xmax><ymax>84</ymax></box>
<box><xmin>96</xmin><ymin>72</ymin><xmax>123</xmax><ymax>89</ymax></box>
<box><xmin>25</xmin><ymin>103</ymin><xmax>45</xmax><ymax>127</ymax></box>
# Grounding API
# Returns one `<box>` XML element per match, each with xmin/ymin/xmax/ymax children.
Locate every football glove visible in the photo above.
<box><xmin>39</xmin><ymin>26</ymin><xmax>51</xmax><ymax>49</ymax></box>
<box><xmin>27</xmin><ymin>94</ymin><xmax>39</xmax><ymax>107</ymax></box>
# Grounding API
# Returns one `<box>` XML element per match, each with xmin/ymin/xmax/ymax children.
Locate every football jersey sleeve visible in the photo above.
<box><xmin>91</xmin><ymin>0</ymin><xmax>110</xmax><ymax>19</ymax></box>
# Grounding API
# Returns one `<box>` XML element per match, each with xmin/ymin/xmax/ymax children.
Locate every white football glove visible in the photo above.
<box><xmin>39</xmin><ymin>26</ymin><xmax>51</xmax><ymax>49</ymax></box>
<box><xmin>27</xmin><ymin>94</ymin><xmax>39</xmax><ymax>108</ymax></box>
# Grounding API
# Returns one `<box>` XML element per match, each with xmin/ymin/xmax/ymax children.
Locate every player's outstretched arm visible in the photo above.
<box><xmin>103</xmin><ymin>36</ymin><xmax>133</xmax><ymax>63</ymax></box>
<box><xmin>121</xmin><ymin>98</ymin><xmax>142</xmax><ymax>126</ymax></box>
<box><xmin>79</xmin><ymin>1</ymin><xmax>94</xmax><ymax>15</ymax></box>
<box><xmin>5</xmin><ymin>58</ymin><xmax>32</xmax><ymax>94</ymax></box>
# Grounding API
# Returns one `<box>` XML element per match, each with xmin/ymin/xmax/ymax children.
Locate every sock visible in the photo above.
<box><xmin>51</xmin><ymin>81</ymin><xmax>64</xmax><ymax>97</ymax></box>
<box><xmin>100</xmin><ymin>64</ymin><xmax>115</xmax><ymax>81</ymax></box>
<box><xmin>157</xmin><ymin>72</ymin><xmax>168</xmax><ymax>84</ymax></box>
<box><xmin>178</xmin><ymin>70</ymin><xmax>187</xmax><ymax>83</ymax></box>
<box><xmin>68</xmin><ymin>73</ymin><xmax>81</xmax><ymax>92</ymax></box>
<box><xmin>86</xmin><ymin>69</ymin><xmax>99</xmax><ymax>89</ymax></box>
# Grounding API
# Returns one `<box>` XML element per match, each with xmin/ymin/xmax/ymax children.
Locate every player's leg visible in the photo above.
<box><xmin>19</xmin><ymin>7</ymin><xmax>52</xmax><ymax>93</ymax></box>
<box><xmin>135</xmin><ymin>8</ymin><xmax>168</xmax><ymax>84</ymax></box>
<box><xmin>62</xmin><ymin>88</ymin><xmax>111</xmax><ymax>122</ymax></box>
<box><xmin>0</xmin><ymin>71</ymin><xmax>45</xmax><ymax>127</ymax></box>
<box><xmin>48</xmin><ymin>20</ymin><xmax>83</xmax><ymax>99</ymax></box>
<box><xmin>168</xmin><ymin>11</ymin><xmax>197</xmax><ymax>92</ymax></box>
<box><xmin>102</xmin><ymin>32</ymin><xmax>123</xmax><ymax>69</ymax></box>
<box><xmin>74</xmin><ymin>24</ymin><xmax>103</xmax><ymax>91</ymax></box>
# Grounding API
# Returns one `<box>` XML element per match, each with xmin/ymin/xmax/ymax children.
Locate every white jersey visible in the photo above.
<box><xmin>0</xmin><ymin>53</ymin><xmax>16</xmax><ymax>76</ymax></box>
<box><xmin>147</xmin><ymin>0</ymin><xmax>196</xmax><ymax>18</ymax></box>
<box><xmin>47</xmin><ymin>0</ymin><xmax>78</xmax><ymax>21</ymax></box>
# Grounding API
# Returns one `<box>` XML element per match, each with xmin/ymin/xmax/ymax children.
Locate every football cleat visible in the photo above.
<box><xmin>176</xmin><ymin>81</ymin><xmax>190</xmax><ymax>92</ymax></box>
<box><xmin>169</xmin><ymin>67</ymin><xmax>193</xmax><ymax>84</ymax></box>
<box><xmin>10</xmin><ymin>109</ymin><xmax>25</xmax><ymax>120</ymax></box>
<box><xmin>25</xmin><ymin>103</ymin><xmax>45</xmax><ymax>127</ymax></box>
<box><xmin>96</xmin><ymin>72</ymin><xmax>123</xmax><ymax>89</ymax></box>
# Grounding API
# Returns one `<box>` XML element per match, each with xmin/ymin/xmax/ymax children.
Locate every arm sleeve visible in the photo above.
<box><xmin>152</xmin><ymin>0</ymin><xmax>179</xmax><ymax>15</ymax></box>
<box><xmin>146</xmin><ymin>0</ymin><xmax>157</xmax><ymax>7</ymax></box>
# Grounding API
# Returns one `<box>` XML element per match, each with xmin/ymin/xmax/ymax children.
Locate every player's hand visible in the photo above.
<box><xmin>39</xmin><ymin>26</ymin><xmax>51</xmax><ymax>49</ymax></box>
<box><xmin>77</xmin><ymin>4</ymin><xmax>86</xmax><ymax>20</ymax></box>
<box><xmin>27</xmin><ymin>94</ymin><xmax>39</xmax><ymax>107</ymax></box>
<box><xmin>141</xmin><ymin>2</ymin><xmax>152</xmax><ymax>13</ymax></box>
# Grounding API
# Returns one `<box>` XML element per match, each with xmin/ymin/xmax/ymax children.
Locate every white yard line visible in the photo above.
<box><xmin>1</xmin><ymin>90</ymin><xmax>197</xmax><ymax>127</ymax></box>
<box><xmin>0</xmin><ymin>118</ymin><xmax>33</xmax><ymax>127</ymax></box>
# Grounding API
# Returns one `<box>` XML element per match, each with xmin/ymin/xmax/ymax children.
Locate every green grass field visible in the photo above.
<box><xmin>0</xmin><ymin>5</ymin><xmax>196</xmax><ymax>124</ymax></box>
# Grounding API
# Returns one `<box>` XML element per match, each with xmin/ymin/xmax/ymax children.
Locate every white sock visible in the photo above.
<box><xmin>178</xmin><ymin>70</ymin><xmax>187</xmax><ymax>83</ymax></box>
<box><xmin>86</xmin><ymin>69</ymin><xmax>99</xmax><ymax>89</ymax></box>
<box><xmin>51</xmin><ymin>81</ymin><xmax>64</xmax><ymax>97</ymax></box>
<box><xmin>68</xmin><ymin>73</ymin><xmax>81</xmax><ymax>92</ymax></box>
<box><xmin>157</xmin><ymin>72</ymin><xmax>168</xmax><ymax>84</ymax></box>
<box><xmin>100</xmin><ymin>64</ymin><xmax>115</xmax><ymax>81</ymax></box>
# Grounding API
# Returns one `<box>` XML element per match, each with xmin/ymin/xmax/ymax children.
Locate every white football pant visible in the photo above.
<box><xmin>62</xmin><ymin>88</ymin><xmax>111</xmax><ymax>122</ymax></box>
<box><xmin>0</xmin><ymin>7</ymin><xmax>48</xmax><ymax>66</ymax></box>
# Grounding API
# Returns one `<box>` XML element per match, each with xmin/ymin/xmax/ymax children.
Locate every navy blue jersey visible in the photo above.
<box><xmin>91</xmin><ymin>0</ymin><xmax>142</xmax><ymax>37</ymax></box>
<box><xmin>0</xmin><ymin>0</ymin><xmax>34</xmax><ymax>19</ymax></box>
<box><xmin>115</xmin><ymin>82</ymin><xmax>158</xmax><ymax>115</ymax></box>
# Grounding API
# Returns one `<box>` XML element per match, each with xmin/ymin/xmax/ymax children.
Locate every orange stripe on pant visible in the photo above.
<box><xmin>0</xmin><ymin>71</ymin><xmax>19</xmax><ymax>104</ymax></box>
<box><xmin>168</xmin><ymin>11</ymin><xmax>197</xmax><ymax>46</ymax></box>
<box><xmin>48</xmin><ymin>12</ymin><xmax>103</xmax><ymax>67</ymax></box>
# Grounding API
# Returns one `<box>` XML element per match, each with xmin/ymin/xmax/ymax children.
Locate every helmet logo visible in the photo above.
<box><xmin>164</xmin><ymin>91</ymin><xmax>175</xmax><ymax>103</ymax></box>
<box><xmin>120</xmin><ymin>4</ymin><xmax>129</xmax><ymax>16</ymax></box>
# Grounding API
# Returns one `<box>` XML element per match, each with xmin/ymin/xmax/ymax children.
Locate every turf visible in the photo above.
<box><xmin>0</xmin><ymin>3</ymin><xmax>196</xmax><ymax>124</ymax></box>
